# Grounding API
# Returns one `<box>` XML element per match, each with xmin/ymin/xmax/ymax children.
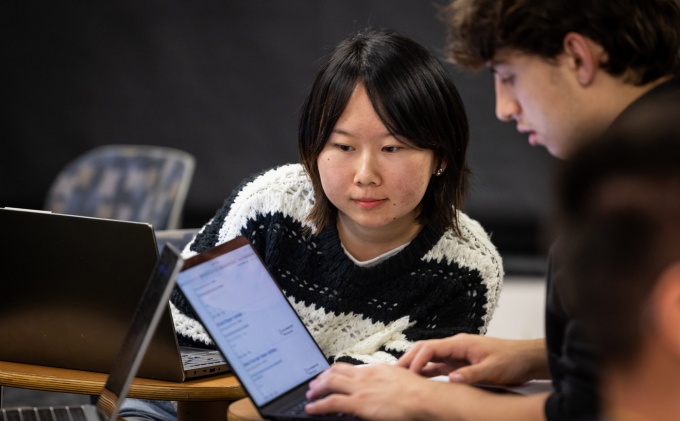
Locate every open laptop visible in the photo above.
<box><xmin>175</xmin><ymin>236</ymin><xmax>361</xmax><ymax>420</ymax></box>
<box><xmin>0</xmin><ymin>244</ymin><xmax>183</xmax><ymax>421</ymax></box>
<box><xmin>0</xmin><ymin>207</ymin><xmax>228</xmax><ymax>382</ymax></box>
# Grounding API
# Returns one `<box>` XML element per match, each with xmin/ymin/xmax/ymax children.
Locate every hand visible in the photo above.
<box><xmin>305</xmin><ymin>362</ymin><xmax>443</xmax><ymax>421</ymax></box>
<box><xmin>305</xmin><ymin>361</ymin><xmax>551</xmax><ymax>421</ymax></box>
<box><xmin>396</xmin><ymin>334</ymin><xmax>549</xmax><ymax>385</ymax></box>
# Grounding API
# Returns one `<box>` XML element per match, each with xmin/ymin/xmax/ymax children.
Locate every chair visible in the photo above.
<box><xmin>154</xmin><ymin>228</ymin><xmax>200</xmax><ymax>254</ymax></box>
<box><xmin>45</xmin><ymin>145</ymin><xmax>195</xmax><ymax>230</ymax></box>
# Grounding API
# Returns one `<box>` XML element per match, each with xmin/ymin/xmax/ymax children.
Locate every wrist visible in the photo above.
<box><xmin>524</xmin><ymin>338</ymin><xmax>550</xmax><ymax>380</ymax></box>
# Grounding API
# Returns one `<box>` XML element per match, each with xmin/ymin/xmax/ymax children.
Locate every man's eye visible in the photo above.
<box><xmin>500</xmin><ymin>75</ymin><xmax>515</xmax><ymax>85</ymax></box>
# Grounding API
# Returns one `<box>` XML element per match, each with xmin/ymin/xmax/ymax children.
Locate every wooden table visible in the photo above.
<box><xmin>0</xmin><ymin>361</ymin><xmax>246</xmax><ymax>421</ymax></box>
<box><xmin>227</xmin><ymin>397</ymin><xmax>264</xmax><ymax>421</ymax></box>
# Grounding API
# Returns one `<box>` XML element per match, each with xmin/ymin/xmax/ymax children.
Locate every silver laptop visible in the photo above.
<box><xmin>176</xmin><ymin>236</ymin><xmax>360</xmax><ymax>420</ymax></box>
<box><xmin>0</xmin><ymin>207</ymin><xmax>228</xmax><ymax>382</ymax></box>
<box><xmin>0</xmin><ymin>244</ymin><xmax>183</xmax><ymax>421</ymax></box>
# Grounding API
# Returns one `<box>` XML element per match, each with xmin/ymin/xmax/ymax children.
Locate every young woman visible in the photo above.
<box><xmin>120</xmin><ymin>27</ymin><xmax>503</xmax><ymax>420</ymax></box>
<box><xmin>172</xmin><ymin>27</ymin><xmax>502</xmax><ymax>364</ymax></box>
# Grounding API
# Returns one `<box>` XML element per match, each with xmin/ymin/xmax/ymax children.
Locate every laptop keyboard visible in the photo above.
<box><xmin>280</xmin><ymin>398</ymin><xmax>357</xmax><ymax>419</ymax></box>
<box><xmin>281</xmin><ymin>398</ymin><xmax>309</xmax><ymax>417</ymax></box>
<box><xmin>0</xmin><ymin>406</ymin><xmax>90</xmax><ymax>421</ymax></box>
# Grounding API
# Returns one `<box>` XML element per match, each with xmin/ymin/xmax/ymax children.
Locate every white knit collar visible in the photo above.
<box><xmin>341</xmin><ymin>242</ymin><xmax>410</xmax><ymax>268</ymax></box>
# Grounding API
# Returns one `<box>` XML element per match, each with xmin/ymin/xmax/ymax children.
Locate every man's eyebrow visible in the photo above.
<box><xmin>487</xmin><ymin>59</ymin><xmax>506</xmax><ymax>73</ymax></box>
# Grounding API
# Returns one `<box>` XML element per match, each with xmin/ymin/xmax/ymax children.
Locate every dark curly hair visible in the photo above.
<box><xmin>441</xmin><ymin>0</ymin><xmax>680</xmax><ymax>85</ymax></box>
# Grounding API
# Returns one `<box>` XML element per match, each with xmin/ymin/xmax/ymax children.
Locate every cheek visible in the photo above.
<box><xmin>389</xmin><ymin>168</ymin><xmax>432</xmax><ymax>204</ymax></box>
<box><xmin>317</xmin><ymin>152</ymin><xmax>344</xmax><ymax>199</ymax></box>
<box><xmin>407</xmin><ymin>178</ymin><xmax>431</xmax><ymax>202</ymax></box>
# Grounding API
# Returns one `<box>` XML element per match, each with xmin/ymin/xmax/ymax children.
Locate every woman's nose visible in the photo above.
<box><xmin>353</xmin><ymin>153</ymin><xmax>381</xmax><ymax>186</ymax></box>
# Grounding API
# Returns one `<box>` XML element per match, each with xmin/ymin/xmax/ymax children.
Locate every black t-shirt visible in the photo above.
<box><xmin>543</xmin><ymin>76</ymin><xmax>680</xmax><ymax>421</ymax></box>
<box><xmin>544</xmin><ymin>247</ymin><xmax>600</xmax><ymax>420</ymax></box>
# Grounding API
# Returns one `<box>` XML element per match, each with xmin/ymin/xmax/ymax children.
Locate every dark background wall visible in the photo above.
<box><xmin>1</xmin><ymin>1</ymin><xmax>556</xmax><ymax>272</ymax></box>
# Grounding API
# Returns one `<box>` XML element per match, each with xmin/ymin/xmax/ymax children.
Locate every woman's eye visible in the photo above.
<box><xmin>335</xmin><ymin>144</ymin><xmax>353</xmax><ymax>152</ymax></box>
<box><xmin>383</xmin><ymin>146</ymin><xmax>401</xmax><ymax>153</ymax></box>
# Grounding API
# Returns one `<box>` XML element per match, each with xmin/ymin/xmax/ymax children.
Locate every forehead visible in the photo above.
<box><xmin>487</xmin><ymin>48</ymin><xmax>519</xmax><ymax>69</ymax></box>
<box><xmin>487</xmin><ymin>49</ymin><xmax>555</xmax><ymax>72</ymax></box>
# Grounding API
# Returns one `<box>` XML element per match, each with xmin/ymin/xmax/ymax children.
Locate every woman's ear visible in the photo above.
<box><xmin>651</xmin><ymin>262</ymin><xmax>680</xmax><ymax>359</ymax></box>
<box><xmin>562</xmin><ymin>32</ymin><xmax>606</xmax><ymax>87</ymax></box>
<box><xmin>434</xmin><ymin>162</ymin><xmax>447</xmax><ymax>176</ymax></box>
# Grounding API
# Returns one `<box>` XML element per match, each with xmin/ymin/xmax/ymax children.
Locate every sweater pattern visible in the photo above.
<box><xmin>173</xmin><ymin>164</ymin><xmax>503</xmax><ymax>364</ymax></box>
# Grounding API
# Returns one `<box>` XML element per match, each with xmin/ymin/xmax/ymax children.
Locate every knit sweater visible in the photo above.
<box><xmin>171</xmin><ymin>164</ymin><xmax>503</xmax><ymax>364</ymax></box>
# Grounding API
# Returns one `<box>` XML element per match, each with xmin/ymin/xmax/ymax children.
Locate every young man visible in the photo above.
<box><xmin>557</xmin><ymin>119</ymin><xmax>680</xmax><ymax>421</ymax></box>
<box><xmin>305</xmin><ymin>1</ymin><xmax>680</xmax><ymax>420</ymax></box>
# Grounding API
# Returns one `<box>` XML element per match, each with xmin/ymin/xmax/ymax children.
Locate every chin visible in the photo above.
<box><xmin>546</xmin><ymin>145</ymin><xmax>569</xmax><ymax>160</ymax></box>
<box><xmin>348</xmin><ymin>216</ymin><xmax>399</xmax><ymax>230</ymax></box>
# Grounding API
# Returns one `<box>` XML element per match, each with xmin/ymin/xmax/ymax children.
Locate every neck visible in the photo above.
<box><xmin>585</xmin><ymin>74</ymin><xmax>672</xmax><ymax>139</ymax></box>
<box><xmin>336</xmin><ymin>215</ymin><xmax>422</xmax><ymax>261</ymax></box>
<box><xmin>606</xmin><ymin>74</ymin><xmax>672</xmax><ymax>119</ymax></box>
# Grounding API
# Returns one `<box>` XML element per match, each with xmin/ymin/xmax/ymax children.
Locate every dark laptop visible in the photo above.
<box><xmin>0</xmin><ymin>208</ymin><xmax>228</xmax><ymax>382</ymax></box>
<box><xmin>176</xmin><ymin>236</ymin><xmax>360</xmax><ymax>420</ymax></box>
<box><xmin>0</xmin><ymin>244</ymin><xmax>183</xmax><ymax>421</ymax></box>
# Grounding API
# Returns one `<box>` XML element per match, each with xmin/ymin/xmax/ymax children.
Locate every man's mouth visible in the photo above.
<box><xmin>527</xmin><ymin>131</ymin><xmax>538</xmax><ymax>146</ymax></box>
<box><xmin>518</xmin><ymin>126</ymin><xmax>538</xmax><ymax>146</ymax></box>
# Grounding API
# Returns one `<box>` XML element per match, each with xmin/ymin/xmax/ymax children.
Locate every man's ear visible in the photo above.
<box><xmin>652</xmin><ymin>262</ymin><xmax>680</xmax><ymax>358</ymax></box>
<box><xmin>562</xmin><ymin>32</ymin><xmax>605</xmax><ymax>87</ymax></box>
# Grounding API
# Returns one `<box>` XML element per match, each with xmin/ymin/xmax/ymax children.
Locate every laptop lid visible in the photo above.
<box><xmin>0</xmin><ymin>244</ymin><xmax>183</xmax><ymax>421</ymax></box>
<box><xmin>96</xmin><ymin>243</ymin><xmax>184</xmax><ymax>420</ymax></box>
<box><xmin>0</xmin><ymin>208</ymin><xmax>189</xmax><ymax>381</ymax></box>
<box><xmin>176</xmin><ymin>236</ymin><xmax>342</xmax><ymax>419</ymax></box>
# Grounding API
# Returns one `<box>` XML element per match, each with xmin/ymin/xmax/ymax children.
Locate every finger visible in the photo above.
<box><xmin>419</xmin><ymin>362</ymin><xmax>459</xmax><ymax>378</ymax></box>
<box><xmin>400</xmin><ymin>335</ymin><xmax>478</xmax><ymax>372</ymax></box>
<box><xmin>449</xmin><ymin>363</ymin><xmax>488</xmax><ymax>384</ymax></box>
<box><xmin>404</xmin><ymin>346</ymin><xmax>436</xmax><ymax>373</ymax></box>
<box><xmin>396</xmin><ymin>343</ymin><xmax>422</xmax><ymax>368</ymax></box>
<box><xmin>306</xmin><ymin>368</ymin><xmax>357</xmax><ymax>399</ymax></box>
<box><xmin>435</xmin><ymin>334</ymin><xmax>476</xmax><ymax>361</ymax></box>
<box><xmin>310</xmin><ymin>362</ymin><xmax>355</xmax><ymax>386</ymax></box>
<box><xmin>305</xmin><ymin>394</ymin><xmax>357</xmax><ymax>416</ymax></box>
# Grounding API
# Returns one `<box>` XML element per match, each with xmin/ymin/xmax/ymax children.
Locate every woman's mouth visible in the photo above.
<box><xmin>355</xmin><ymin>198</ymin><xmax>386</xmax><ymax>209</ymax></box>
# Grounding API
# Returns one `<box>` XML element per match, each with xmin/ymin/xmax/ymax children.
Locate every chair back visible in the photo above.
<box><xmin>154</xmin><ymin>228</ymin><xmax>199</xmax><ymax>254</ymax></box>
<box><xmin>45</xmin><ymin>145</ymin><xmax>195</xmax><ymax>230</ymax></box>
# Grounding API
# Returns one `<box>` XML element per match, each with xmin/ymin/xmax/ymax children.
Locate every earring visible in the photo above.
<box><xmin>435</xmin><ymin>168</ymin><xmax>444</xmax><ymax>176</ymax></box>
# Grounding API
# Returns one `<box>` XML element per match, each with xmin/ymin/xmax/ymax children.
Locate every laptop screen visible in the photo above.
<box><xmin>176</xmin><ymin>238</ymin><xmax>329</xmax><ymax>407</ymax></box>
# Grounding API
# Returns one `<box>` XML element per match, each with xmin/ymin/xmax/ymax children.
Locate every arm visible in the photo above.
<box><xmin>305</xmin><ymin>363</ymin><xmax>549</xmax><ymax>421</ymax></box>
<box><xmin>397</xmin><ymin>334</ymin><xmax>550</xmax><ymax>385</ymax></box>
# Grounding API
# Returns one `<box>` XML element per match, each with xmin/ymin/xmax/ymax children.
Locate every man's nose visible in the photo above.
<box><xmin>494</xmin><ymin>76</ymin><xmax>520</xmax><ymax>122</ymax></box>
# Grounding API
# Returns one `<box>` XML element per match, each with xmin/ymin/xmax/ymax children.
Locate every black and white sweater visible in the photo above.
<box><xmin>171</xmin><ymin>164</ymin><xmax>503</xmax><ymax>364</ymax></box>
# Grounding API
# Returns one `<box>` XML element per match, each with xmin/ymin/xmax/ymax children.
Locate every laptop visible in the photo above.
<box><xmin>0</xmin><ymin>244</ymin><xmax>183</xmax><ymax>421</ymax></box>
<box><xmin>176</xmin><ymin>236</ymin><xmax>361</xmax><ymax>420</ymax></box>
<box><xmin>0</xmin><ymin>207</ymin><xmax>228</xmax><ymax>382</ymax></box>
